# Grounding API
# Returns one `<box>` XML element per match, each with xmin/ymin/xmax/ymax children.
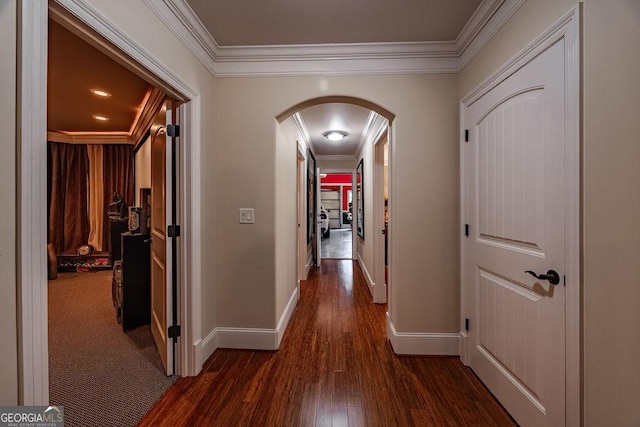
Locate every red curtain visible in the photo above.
<box><xmin>47</xmin><ymin>142</ymin><xmax>90</xmax><ymax>254</ymax></box>
<box><xmin>101</xmin><ymin>144</ymin><xmax>135</xmax><ymax>253</ymax></box>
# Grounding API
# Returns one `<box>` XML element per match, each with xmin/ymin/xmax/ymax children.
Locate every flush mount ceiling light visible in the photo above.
<box><xmin>323</xmin><ymin>130</ymin><xmax>348</xmax><ymax>142</ymax></box>
<box><xmin>90</xmin><ymin>89</ymin><xmax>111</xmax><ymax>97</ymax></box>
<box><xmin>93</xmin><ymin>115</ymin><xmax>109</xmax><ymax>121</ymax></box>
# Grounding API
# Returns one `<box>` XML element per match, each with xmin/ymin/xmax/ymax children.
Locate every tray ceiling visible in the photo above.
<box><xmin>48</xmin><ymin>19</ymin><xmax>153</xmax><ymax>136</ymax></box>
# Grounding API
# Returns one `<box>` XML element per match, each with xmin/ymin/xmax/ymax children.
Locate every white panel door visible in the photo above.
<box><xmin>464</xmin><ymin>40</ymin><xmax>566</xmax><ymax>425</ymax></box>
<box><xmin>150</xmin><ymin>100</ymin><xmax>175</xmax><ymax>376</ymax></box>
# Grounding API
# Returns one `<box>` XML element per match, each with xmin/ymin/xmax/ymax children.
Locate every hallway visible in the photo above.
<box><xmin>321</xmin><ymin>228</ymin><xmax>353</xmax><ymax>259</ymax></box>
<box><xmin>139</xmin><ymin>260</ymin><xmax>515</xmax><ymax>426</ymax></box>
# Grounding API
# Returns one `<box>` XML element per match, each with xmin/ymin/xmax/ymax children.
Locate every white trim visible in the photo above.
<box><xmin>47</xmin><ymin>131</ymin><xmax>130</xmax><ymax>144</ymax></box>
<box><xmin>305</xmin><ymin>252</ymin><xmax>314</xmax><ymax>277</ymax></box>
<box><xmin>196</xmin><ymin>328</ymin><xmax>218</xmax><ymax>370</ymax></box>
<box><xmin>457</xmin><ymin>0</ymin><xmax>527</xmax><ymax>71</ymax></box>
<box><xmin>179</xmin><ymin>98</ymin><xmax>202</xmax><ymax>376</ymax></box>
<box><xmin>216</xmin><ymin>328</ymin><xmax>278</xmax><ymax>350</ymax></box>
<box><xmin>355</xmin><ymin>111</ymin><xmax>379</xmax><ymax>161</ymax></box>
<box><xmin>387</xmin><ymin>314</ymin><xmax>460</xmax><ymax>356</ymax></box>
<box><xmin>141</xmin><ymin>0</ymin><xmax>216</xmax><ymax>76</ymax></box>
<box><xmin>275</xmin><ymin>286</ymin><xmax>299</xmax><ymax>348</ymax></box>
<box><xmin>215</xmin><ymin>57</ymin><xmax>459</xmax><ymax>77</ymax></box>
<box><xmin>357</xmin><ymin>253</ymin><xmax>375</xmax><ymax>298</ymax></box>
<box><xmin>18</xmin><ymin>0</ymin><xmax>49</xmax><ymax>406</ymax></box>
<box><xmin>142</xmin><ymin>0</ymin><xmax>528</xmax><ymax>77</ymax></box>
<box><xmin>197</xmin><ymin>287</ymin><xmax>299</xmax><ymax>362</ymax></box>
<box><xmin>459</xmin><ymin>6</ymin><xmax>581</xmax><ymax>426</ymax></box>
<box><xmin>292</xmin><ymin>112</ymin><xmax>311</xmax><ymax>148</ymax></box>
<box><xmin>372</xmin><ymin>130</ymin><xmax>388</xmax><ymax>304</ymax></box>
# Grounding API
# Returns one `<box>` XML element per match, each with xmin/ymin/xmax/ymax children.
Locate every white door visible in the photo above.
<box><xmin>464</xmin><ymin>40</ymin><xmax>566</xmax><ymax>425</ymax></box>
<box><xmin>150</xmin><ymin>100</ymin><xmax>177</xmax><ymax>376</ymax></box>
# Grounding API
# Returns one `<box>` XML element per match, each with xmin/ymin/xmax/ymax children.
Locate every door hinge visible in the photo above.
<box><xmin>465</xmin><ymin>318</ymin><xmax>470</xmax><ymax>332</ymax></box>
<box><xmin>464</xmin><ymin>224</ymin><xmax>469</xmax><ymax>237</ymax></box>
<box><xmin>167</xmin><ymin>224</ymin><xmax>181</xmax><ymax>238</ymax></box>
<box><xmin>464</xmin><ymin>129</ymin><xmax>469</xmax><ymax>142</ymax></box>
<box><xmin>168</xmin><ymin>325</ymin><xmax>181</xmax><ymax>339</ymax></box>
<box><xmin>564</xmin><ymin>275</ymin><xmax>566</xmax><ymax>287</ymax></box>
<box><xmin>167</xmin><ymin>124</ymin><xmax>180</xmax><ymax>137</ymax></box>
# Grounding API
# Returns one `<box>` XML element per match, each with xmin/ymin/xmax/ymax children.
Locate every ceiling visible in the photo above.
<box><xmin>48</xmin><ymin>1</ymin><xmax>489</xmax><ymax>154</ymax></box>
<box><xmin>297</xmin><ymin>104</ymin><xmax>375</xmax><ymax>157</ymax></box>
<box><xmin>48</xmin><ymin>19</ymin><xmax>154</xmax><ymax>138</ymax></box>
<box><xmin>180</xmin><ymin>0</ymin><xmax>485</xmax><ymax>157</ymax></box>
<box><xmin>185</xmin><ymin>0</ymin><xmax>482</xmax><ymax>46</ymax></box>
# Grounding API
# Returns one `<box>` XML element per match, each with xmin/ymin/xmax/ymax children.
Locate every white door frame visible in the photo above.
<box><xmin>18</xmin><ymin>0</ymin><xmax>203</xmax><ymax>404</ymax></box>
<box><xmin>320</xmin><ymin>169</ymin><xmax>357</xmax><ymax>260</ymax></box>
<box><xmin>372</xmin><ymin>130</ymin><xmax>388</xmax><ymax>304</ymax></box>
<box><xmin>459</xmin><ymin>7</ymin><xmax>581</xmax><ymax>425</ymax></box>
<box><xmin>296</xmin><ymin>142</ymin><xmax>307</xmax><ymax>284</ymax></box>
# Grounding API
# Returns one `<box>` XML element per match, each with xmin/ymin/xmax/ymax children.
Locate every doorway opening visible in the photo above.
<box><xmin>320</xmin><ymin>173</ymin><xmax>354</xmax><ymax>260</ymax></box>
<box><xmin>277</xmin><ymin>96</ymin><xmax>394</xmax><ymax>307</ymax></box>
<box><xmin>19</xmin><ymin>1</ymin><xmax>202</xmax><ymax>410</ymax></box>
<box><xmin>44</xmin><ymin>11</ymin><xmax>181</xmax><ymax>424</ymax></box>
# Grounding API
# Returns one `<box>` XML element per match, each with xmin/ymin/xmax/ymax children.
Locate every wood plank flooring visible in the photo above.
<box><xmin>138</xmin><ymin>260</ymin><xmax>517</xmax><ymax>426</ymax></box>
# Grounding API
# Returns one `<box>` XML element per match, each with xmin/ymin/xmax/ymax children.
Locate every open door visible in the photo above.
<box><xmin>150</xmin><ymin>99</ymin><xmax>180</xmax><ymax>376</ymax></box>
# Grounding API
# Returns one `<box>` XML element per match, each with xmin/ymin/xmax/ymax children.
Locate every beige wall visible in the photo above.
<box><xmin>460</xmin><ymin>0</ymin><xmax>640</xmax><ymax>423</ymax></box>
<box><xmin>0</xmin><ymin>0</ymin><xmax>18</xmax><ymax>405</ymax></box>
<box><xmin>582</xmin><ymin>0</ymin><xmax>640</xmax><ymax>424</ymax></box>
<box><xmin>318</xmin><ymin>159</ymin><xmax>357</xmax><ymax>171</ymax></box>
<box><xmin>215</xmin><ymin>74</ymin><xmax>460</xmax><ymax>333</ymax></box>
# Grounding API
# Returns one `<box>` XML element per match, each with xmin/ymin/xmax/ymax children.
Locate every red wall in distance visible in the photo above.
<box><xmin>321</xmin><ymin>173</ymin><xmax>352</xmax><ymax>210</ymax></box>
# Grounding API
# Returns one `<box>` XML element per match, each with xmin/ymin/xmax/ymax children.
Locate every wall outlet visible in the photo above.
<box><xmin>239</xmin><ymin>208</ymin><xmax>255</xmax><ymax>224</ymax></box>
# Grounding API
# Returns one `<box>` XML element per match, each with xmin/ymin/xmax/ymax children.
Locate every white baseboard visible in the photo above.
<box><xmin>459</xmin><ymin>331</ymin><xmax>470</xmax><ymax>365</ymax></box>
<box><xmin>196</xmin><ymin>328</ymin><xmax>218</xmax><ymax>371</ymax></box>
<box><xmin>305</xmin><ymin>252</ymin><xmax>314</xmax><ymax>276</ymax></box>
<box><xmin>387</xmin><ymin>313</ymin><xmax>460</xmax><ymax>355</ymax></box>
<box><xmin>196</xmin><ymin>286</ymin><xmax>300</xmax><ymax>367</ymax></box>
<box><xmin>357</xmin><ymin>253</ymin><xmax>375</xmax><ymax>297</ymax></box>
<box><xmin>276</xmin><ymin>286</ymin><xmax>299</xmax><ymax>347</ymax></box>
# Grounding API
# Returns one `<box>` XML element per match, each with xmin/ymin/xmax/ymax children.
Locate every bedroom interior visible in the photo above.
<box><xmin>46</xmin><ymin>16</ymin><xmax>176</xmax><ymax>425</ymax></box>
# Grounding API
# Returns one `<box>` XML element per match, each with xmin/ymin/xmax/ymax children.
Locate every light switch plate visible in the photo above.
<box><xmin>239</xmin><ymin>208</ymin><xmax>255</xmax><ymax>224</ymax></box>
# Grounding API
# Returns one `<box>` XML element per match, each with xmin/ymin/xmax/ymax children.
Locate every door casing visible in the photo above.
<box><xmin>18</xmin><ymin>0</ymin><xmax>203</xmax><ymax>404</ymax></box>
<box><xmin>459</xmin><ymin>6</ymin><xmax>581</xmax><ymax>425</ymax></box>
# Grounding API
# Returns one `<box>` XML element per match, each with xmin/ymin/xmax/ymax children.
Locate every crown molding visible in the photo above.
<box><xmin>130</xmin><ymin>87</ymin><xmax>166</xmax><ymax>144</ymax></box>
<box><xmin>143</xmin><ymin>0</ymin><xmax>525</xmax><ymax>76</ymax></box>
<box><xmin>47</xmin><ymin>87</ymin><xmax>165</xmax><ymax>145</ymax></box>
<box><xmin>458</xmin><ymin>0</ymin><xmax>527</xmax><ymax>70</ymax></box>
<box><xmin>47</xmin><ymin>131</ymin><xmax>131</xmax><ymax>144</ymax></box>
<box><xmin>316</xmin><ymin>155</ymin><xmax>357</xmax><ymax>162</ymax></box>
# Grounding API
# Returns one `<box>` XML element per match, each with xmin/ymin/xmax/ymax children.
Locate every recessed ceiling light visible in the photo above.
<box><xmin>90</xmin><ymin>89</ymin><xmax>111</xmax><ymax>97</ymax></box>
<box><xmin>93</xmin><ymin>115</ymin><xmax>109</xmax><ymax>121</ymax></box>
<box><xmin>323</xmin><ymin>130</ymin><xmax>348</xmax><ymax>142</ymax></box>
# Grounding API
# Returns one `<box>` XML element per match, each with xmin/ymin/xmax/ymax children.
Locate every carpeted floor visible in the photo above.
<box><xmin>48</xmin><ymin>270</ymin><xmax>178</xmax><ymax>427</ymax></box>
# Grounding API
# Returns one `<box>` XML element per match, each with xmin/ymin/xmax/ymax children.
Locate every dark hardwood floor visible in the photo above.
<box><xmin>139</xmin><ymin>260</ymin><xmax>516</xmax><ymax>426</ymax></box>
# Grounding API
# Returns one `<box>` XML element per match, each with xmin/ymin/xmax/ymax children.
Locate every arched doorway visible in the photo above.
<box><xmin>277</xmin><ymin>96</ymin><xmax>394</xmax><ymax>305</ymax></box>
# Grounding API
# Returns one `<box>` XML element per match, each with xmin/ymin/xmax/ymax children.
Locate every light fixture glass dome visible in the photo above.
<box><xmin>323</xmin><ymin>130</ymin><xmax>348</xmax><ymax>142</ymax></box>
